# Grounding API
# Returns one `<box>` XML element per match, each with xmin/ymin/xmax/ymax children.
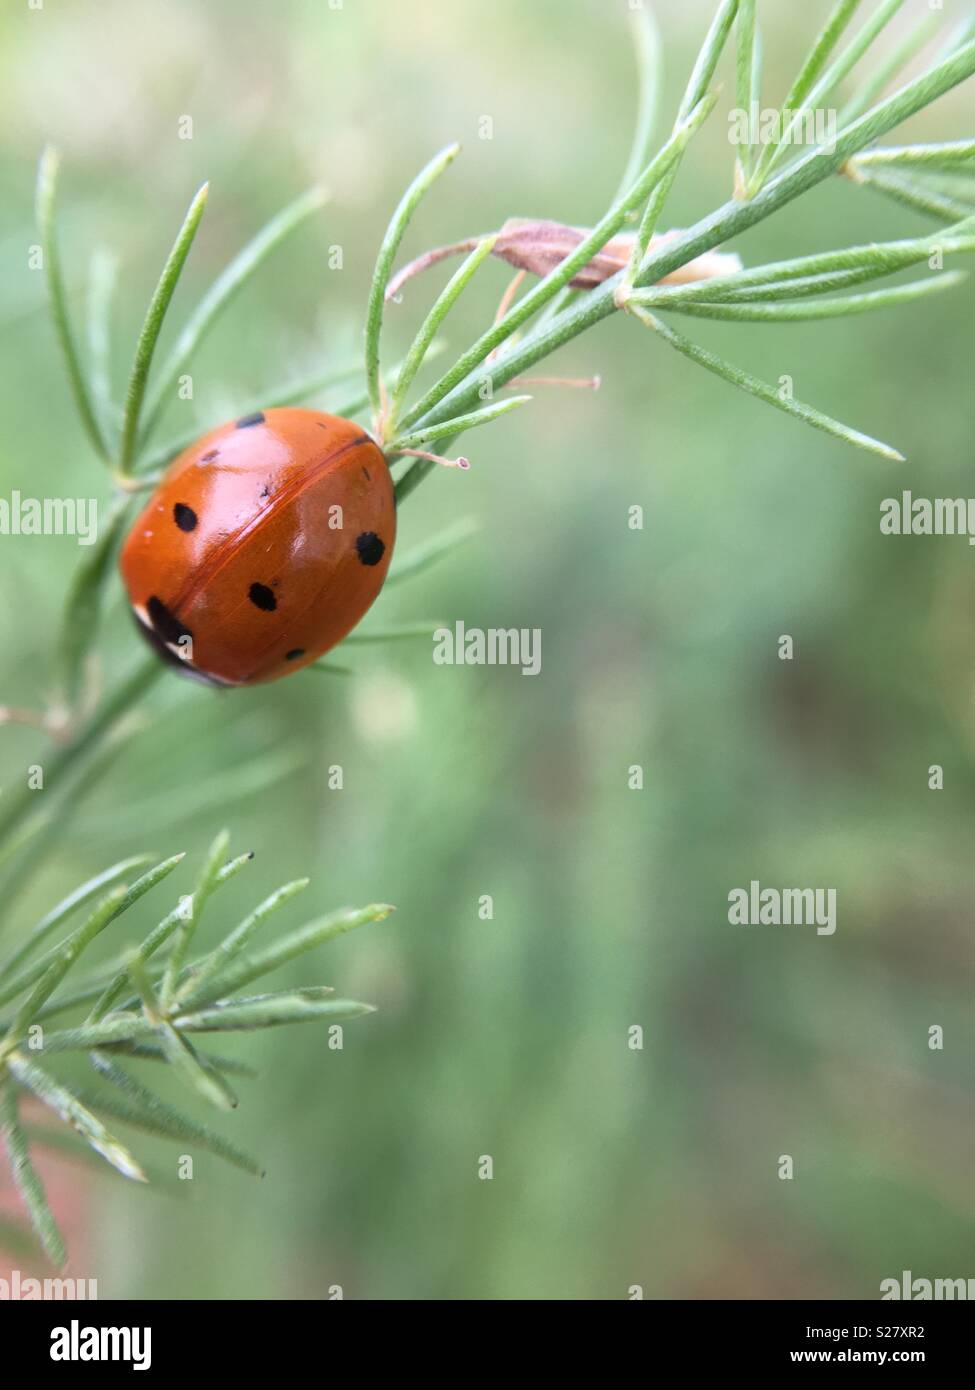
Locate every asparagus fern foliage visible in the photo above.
<box><xmin>0</xmin><ymin>834</ymin><xmax>391</xmax><ymax>1267</ymax></box>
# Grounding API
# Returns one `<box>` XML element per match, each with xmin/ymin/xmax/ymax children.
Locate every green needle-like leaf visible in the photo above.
<box><xmin>0</xmin><ymin>1077</ymin><xmax>66</xmax><ymax>1267</ymax></box>
<box><xmin>35</xmin><ymin>1017</ymin><xmax>161</xmax><ymax>1054</ymax></box>
<box><xmin>29</xmin><ymin>967</ymin><xmax>158</xmax><ymax>1025</ymax></box>
<box><xmin>60</xmin><ymin>853</ymin><xmax>181</xmax><ymax>978</ymax></box>
<box><xmin>125</xmin><ymin>945</ymin><xmax>164</xmax><ymax>1021</ymax></box>
<box><xmin>625</xmin><ymin>90</ymin><xmax>722</xmax><ymax>291</ymax></box>
<box><xmin>679</xmin><ymin>0</ymin><xmax>740</xmax><ymax>123</ymax></box>
<box><xmin>839</xmin><ymin>13</ymin><xmax>941</xmax><ymax>125</ymax></box>
<box><xmin>35</xmin><ymin>147</ymin><xmax>110</xmax><ymax>464</ymax></box>
<box><xmin>735</xmin><ymin>1</ymin><xmax>759</xmax><ymax>183</ymax></box>
<box><xmin>86</xmin><ymin>247</ymin><xmax>120</xmax><ymax>450</ymax></box>
<box><xmin>57</xmin><ymin>494</ymin><xmax>133</xmax><ymax>703</ymax></box>
<box><xmin>630</xmin><ymin>304</ymin><xmax>904</xmax><ymax>461</ymax></box>
<box><xmin>750</xmin><ymin>0</ymin><xmax>862</xmax><ymax>190</ymax></box>
<box><xmin>157</xmin><ymin>1022</ymin><xmax>238</xmax><ymax>1110</ymax></box>
<box><xmin>89</xmin><ymin>850</ymin><xmax>253</xmax><ymax>1023</ymax></box>
<box><xmin>390</xmin><ymin>235</ymin><xmax>497</xmax><ymax>429</ymax></box>
<box><xmin>635</xmin><ymin>224</ymin><xmax>975</xmax><ymax>306</ymax></box>
<box><xmin>365</xmin><ymin>143</ymin><xmax>460</xmax><ymax>418</ymax></box>
<box><xmin>390</xmin><ymin>394</ymin><xmax>532</xmax><ymax>456</ymax></box>
<box><xmin>398</xmin><ymin>92</ymin><xmax>719</xmax><ymax>437</ymax></box>
<box><xmin>174</xmin><ymin>990</ymin><xmax>372</xmax><ymax>1033</ymax></box>
<box><xmin>117</xmin><ymin>181</ymin><xmax>209</xmax><ymax>476</ymax></box>
<box><xmin>0</xmin><ymin>656</ymin><xmax>163</xmax><ymax>865</ymax></box>
<box><xmin>174</xmin><ymin>877</ymin><xmax>310</xmax><ymax>1005</ymax></box>
<box><xmin>93</xmin><ymin>1040</ymin><xmax>258</xmax><ymax>1076</ymax></box>
<box><xmin>87</xmin><ymin>1053</ymin><xmax>262</xmax><ymax>1174</ymax></box>
<box><xmin>161</xmin><ymin>830</ymin><xmax>230</xmax><ymax>1005</ymax></box>
<box><xmin>618</xmin><ymin>0</ymin><xmax>737</xmax><ymax>290</ymax></box>
<box><xmin>0</xmin><ymin>854</ymin><xmax>153</xmax><ymax>980</ymax></box>
<box><xmin>538</xmin><ymin>1</ymin><xmax>665</xmax><ymax>329</ymax></box>
<box><xmin>614</xmin><ymin>3</ymin><xmax>664</xmax><ymax>207</ymax></box>
<box><xmin>0</xmin><ymin>886</ymin><xmax>126</xmax><ymax>1036</ymax></box>
<box><xmin>757</xmin><ymin>0</ymin><xmax>910</xmax><ymax>188</ymax></box>
<box><xmin>0</xmin><ymin>853</ymin><xmax>183</xmax><ymax>1017</ymax></box>
<box><xmin>851</xmin><ymin>165</ymin><xmax>975</xmax><ymax>221</ymax></box>
<box><xmin>852</xmin><ymin>139</ymin><xmax>975</xmax><ymax>169</ymax></box>
<box><xmin>340</xmin><ymin>620</ymin><xmax>445</xmax><ymax>645</ymax></box>
<box><xmin>178</xmin><ymin>903</ymin><xmax>394</xmax><ymax>1009</ymax></box>
<box><xmin>139</xmin><ymin>185</ymin><xmax>328</xmax><ymax>443</ymax></box>
<box><xmin>693</xmin><ymin>267</ymin><xmax>894</xmax><ymax>303</ymax></box>
<box><xmin>657</xmin><ymin>271</ymin><xmax>966</xmax><ymax>321</ymax></box>
<box><xmin>7</xmin><ymin>1053</ymin><xmax>147</xmax><ymax>1181</ymax></box>
<box><xmin>395</xmin><ymin>35</ymin><xmax>975</xmax><ymax>504</ymax></box>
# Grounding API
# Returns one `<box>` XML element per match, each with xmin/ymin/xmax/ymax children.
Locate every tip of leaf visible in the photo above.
<box><xmin>113</xmin><ymin>1151</ymin><xmax>149</xmax><ymax>1183</ymax></box>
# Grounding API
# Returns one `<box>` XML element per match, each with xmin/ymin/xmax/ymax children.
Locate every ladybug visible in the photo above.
<box><xmin>119</xmin><ymin>408</ymin><xmax>395</xmax><ymax>685</ymax></box>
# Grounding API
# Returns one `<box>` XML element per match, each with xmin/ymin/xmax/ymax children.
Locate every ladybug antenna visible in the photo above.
<box><xmin>396</xmin><ymin>447</ymin><xmax>470</xmax><ymax>471</ymax></box>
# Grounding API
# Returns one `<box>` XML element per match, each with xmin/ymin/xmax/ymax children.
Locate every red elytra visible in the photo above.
<box><xmin>118</xmin><ymin>408</ymin><xmax>395</xmax><ymax>685</ymax></box>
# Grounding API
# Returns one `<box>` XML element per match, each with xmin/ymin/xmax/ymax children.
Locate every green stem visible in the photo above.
<box><xmin>0</xmin><ymin>658</ymin><xmax>163</xmax><ymax>858</ymax></box>
<box><xmin>395</xmin><ymin>35</ymin><xmax>975</xmax><ymax>498</ymax></box>
<box><xmin>397</xmin><ymin>91</ymin><xmax>718</xmax><ymax>437</ymax></box>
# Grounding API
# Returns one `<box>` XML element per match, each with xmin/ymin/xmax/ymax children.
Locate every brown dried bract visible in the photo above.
<box><xmin>385</xmin><ymin>219</ymin><xmax>741</xmax><ymax>301</ymax></box>
<box><xmin>494</xmin><ymin>218</ymin><xmax>742</xmax><ymax>287</ymax></box>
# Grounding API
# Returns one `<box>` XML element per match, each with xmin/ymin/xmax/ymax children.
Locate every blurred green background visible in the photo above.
<box><xmin>1</xmin><ymin>0</ymin><xmax>974</xmax><ymax>1299</ymax></box>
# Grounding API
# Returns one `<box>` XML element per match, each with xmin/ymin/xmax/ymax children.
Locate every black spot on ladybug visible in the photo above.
<box><xmin>146</xmin><ymin>595</ymin><xmax>192</xmax><ymax>646</ymax></box>
<box><xmin>285</xmin><ymin>648</ymin><xmax>305</xmax><ymax>661</ymax></box>
<box><xmin>249</xmin><ymin>582</ymin><xmax>277</xmax><ymax>611</ymax></box>
<box><xmin>236</xmin><ymin>412</ymin><xmax>265</xmax><ymax>429</ymax></box>
<box><xmin>355</xmin><ymin>532</ymin><xmax>385</xmax><ymax>566</ymax></box>
<box><xmin>361</xmin><ymin>466</ymin><xmax>372</xmax><ymax>482</ymax></box>
<box><xmin>352</xmin><ymin>433</ymin><xmax>373</xmax><ymax>447</ymax></box>
<box><xmin>200</xmin><ymin>449</ymin><xmax>219</xmax><ymax>463</ymax></box>
<box><xmin>132</xmin><ymin>610</ymin><xmax>220</xmax><ymax>683</ymax></box>
<box><xmin>173</xmin><ymin>503</ymin><xmax>197</xmax><ymax>532</ymax></box>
